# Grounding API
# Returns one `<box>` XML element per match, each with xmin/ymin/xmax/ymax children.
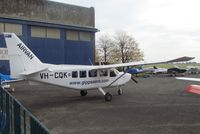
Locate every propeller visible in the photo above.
<box><xmin>131</xmin><ymin>75</ymin><xmax>138</xmax><ymax>83</ymax></box>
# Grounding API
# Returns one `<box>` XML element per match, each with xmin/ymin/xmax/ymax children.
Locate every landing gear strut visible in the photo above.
<box><xmin>98</xmin><ymin>88</ymin><xmax>112</xmax><ymax>102</ymax></box>
<box><xmin>118</xmin><ymin>88</ymin><xmax>123</xmax><ymax>95</ymax></box>
<box><xmin>80</xmin><ymin>90</ymin><xmax>87</xmax><ymax>96</ymax></box>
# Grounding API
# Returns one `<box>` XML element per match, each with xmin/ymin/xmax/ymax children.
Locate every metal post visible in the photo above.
<box><xmin>0</xmin><ymin>88</ymin><xmax>50</xmax><ymax>134</ymax></box>
<box><xmin>5</xmin><ymin>93</ymin><xmax>10</xmax><ymax>133</ymax></box>
<box><xmin>14</xmin><ymin>101</ymin><xmax>21</xmax><ymax>134</ymax></box>
<box><xmin>23</xmin><ymin>110</ymin><xmax>26</xmax><ymax>134</ymax></box>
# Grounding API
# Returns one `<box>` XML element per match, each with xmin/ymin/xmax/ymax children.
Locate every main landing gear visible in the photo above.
<box><xmin>118</xmin><ymin>88</ymin><xmax>123</xmax><ymax>95</ymax></box>
<box><xmin>80</xmin><ymin>88</ymin><xmax>123</xmax><ymax>102</ymax></box>
<box><xmin>80</xmin><ymin>90</ymin><xmax>87</xmax><ymax>96</ymax></box>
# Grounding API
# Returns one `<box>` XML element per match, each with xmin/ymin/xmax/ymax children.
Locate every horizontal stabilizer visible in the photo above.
<box><xmin>20</xmin><ymin>67</ymin><xmax>48</xmax><ymax>75</ymax></box>
<box><xmin>1</xmin><ymin>79</ymin><xmax>24</xmax><ymax>84</ymax></box>
<box><xmin>186</xmin><ymin>85</ymin><xmax>200</xmax><ymax>95</ymax></box>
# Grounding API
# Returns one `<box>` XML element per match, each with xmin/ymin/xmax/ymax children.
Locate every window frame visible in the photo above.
<box><xmin>88</xmin><ymin>70</ymin><xmax>97</xmax><ymax>77</ymax></box>
<box><xmin>79</xmin><ymin>70</ymin><xmax>87</xmax><ymax>78</ymax></box>
<box><xmin>72</xmin><ymin>71</ymin><xmax>78</xmax><ymax>78</ymax></box>
<box><xmin>110</xmin><ymin>70</ymin><xmax>117</xmax><ymax>77</ymax></box>
<box><xmin>99</xmin><ymin>70</ymin><xmax>108</xmax><ymax>77</ymax></box>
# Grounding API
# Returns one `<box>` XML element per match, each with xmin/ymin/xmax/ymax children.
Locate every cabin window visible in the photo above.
<box><xmin>72</xmin><ymin>71</ymin><xmax>78</xmax><ymax>78</ymax></box>
<box><xmin>80</xmin><ymin>71</ymin><xmax>87</xmax><ymax>78</ymax></box>
<box><xmin>110</xmin><ymin>70</ymin><xmax>116</xmax><ymax>77</ymax></box>
<box><xmin>89</xmin><ymin>70</ymin><xmax>97</xmax><ymax>77</ymax></box>
<box><xmin>100</xmin><ymin>70</ymin><xmax>108</xmax><ymax>77</ymax></box>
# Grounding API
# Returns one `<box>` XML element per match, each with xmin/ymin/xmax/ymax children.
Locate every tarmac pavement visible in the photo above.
<box><xmin>10</xmin><ymin>75</ymin><xmax>200</xmax><ymax>134</ymax></box>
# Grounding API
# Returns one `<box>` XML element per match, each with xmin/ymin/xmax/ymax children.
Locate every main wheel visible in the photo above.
<box><xmin>105</xmin><ymin>93</ymin><xmax>112</xmax><ymax>102</ymax></box>
<box><xmin>118</xmin><ymin>88</ymin><xmax>123</xmax><ymax>95</ymax></box>
<box><xmin>80</xmin><ymin>90</ymin><xmax>87</xmax><ymax>96</ymax></box>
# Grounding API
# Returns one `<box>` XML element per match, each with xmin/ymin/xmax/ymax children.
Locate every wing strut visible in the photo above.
<box><xmin>108</xmin><ymin>72</ymin><xmax>127</xmax><ymax>87</ymax></box>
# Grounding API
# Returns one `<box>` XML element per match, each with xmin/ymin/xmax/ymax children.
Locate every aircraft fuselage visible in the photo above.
<box><xmin>28</xmin><ymin>66</ymin><xmax>132</xmax><ymax>90</ymax></box>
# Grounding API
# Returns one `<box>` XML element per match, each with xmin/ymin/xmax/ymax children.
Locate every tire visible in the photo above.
<box><xmin>105</xmin><ymin>93</ymin><xmax>112</xmax><ymax>102</ymax></box>
<box><xmin>80</xmin><ymin>90</ymin><xmax>87</xmax><ymax>96</ymax></box>
<box><xmin>118</xmin><ymin>89</ymin><xmax>123</xmax><ymax>95</ymax></box>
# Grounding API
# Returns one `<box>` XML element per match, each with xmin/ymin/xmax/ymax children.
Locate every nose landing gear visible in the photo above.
<box><xmin>98</xmin><ymin>88</ymin><xmax>112</xmax><ymax>102</ymax></box>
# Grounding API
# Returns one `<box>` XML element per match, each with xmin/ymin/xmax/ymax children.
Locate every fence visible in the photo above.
<box><xmin>0</xmin><ymin>87</ymin><xmax>50</xmax><ymax>134</ymax></box>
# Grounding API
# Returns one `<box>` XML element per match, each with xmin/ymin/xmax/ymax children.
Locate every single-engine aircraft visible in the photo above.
<box><xmin>3</xmin><ymin>33</ymin><xmax>194</xmax><ymax>101</ymax></box>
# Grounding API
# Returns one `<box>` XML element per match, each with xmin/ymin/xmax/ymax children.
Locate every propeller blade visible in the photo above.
<box><xmin>131</xmin><ymin>75</ymin><xmax>138</xmax><ymax>83</ymax></box>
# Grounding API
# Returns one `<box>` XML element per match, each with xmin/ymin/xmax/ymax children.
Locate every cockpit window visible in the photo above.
<box><xmin>89</xmin><ymin>70</ymin><xmax>97</xmax><ymax>77</ymax></box>
<box><xmin>100</xmin><ymin>70</ymin><xmax>108</xmax><ymax>77</ymax></box>
<box><xmin>110</xmin><ymin>70</ymin><xmax>117</xmax><ymax>77</ymax></box>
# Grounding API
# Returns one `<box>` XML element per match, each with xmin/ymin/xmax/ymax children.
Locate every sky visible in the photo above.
<box><xmin>50</xmin><ymin>0</ymin><xmax>200</xmax><ymax>62</ymax></box>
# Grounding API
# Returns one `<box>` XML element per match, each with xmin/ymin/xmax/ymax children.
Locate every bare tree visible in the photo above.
<box><xmin>95</xmin><ymin>49</ymin><xmax>101</xmax><ymax>63</ymax></box>
<box><xmin>97</xmin><ymin>35</ymin><xmax>114</xmax><ymax>63</ymax></box>
<box><xmin>113</xmin><ymin>31</ymin><xmax>144</xmax><ymax>63</ymax></box>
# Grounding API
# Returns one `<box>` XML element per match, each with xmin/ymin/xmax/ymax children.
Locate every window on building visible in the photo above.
<box><xmin>31</xmin><ymin>26</ymin><xmax>46</xmax><ymax>38</ymax></box>
<box><xmin>80</xmin><ymin>32</ymin><xmax>91</xmax><ymax>41</ymax></box>
<box><xmin>47</xmin><ymin>28</ymin><xmax>60</xmax><ymax>39</ymax></box>
<box><xmin>72</xmin><ymin>71</ymin><xmax>78</xmax><ymax>78</ymax></box>
<box><xmin>0</xmin><ymin>23</ymin><xmax>4</xmax><ymax>34</ymax></box>
<box><xmin>5</xmin><ymin>23</ymin><xmax>22</xmax><ymax>35</ymax></box>
<box><xmin>89</xmin><ymin>70</ymin><xmax>97</xmax><ymax>77</ymax></box>
<box><xmin>79</xmin><ymin>71</ymin><xmax>87</xmax><ymax>78</ymax></box>
<box><xmin>66</xmin><ymin>30</ymin><xmax>79</xmax><ymax>41</ymax></box>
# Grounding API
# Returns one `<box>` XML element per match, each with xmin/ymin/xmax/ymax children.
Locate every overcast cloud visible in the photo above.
<box><xmin>51</xmin><ymin>0</ymin><xmax>200</xmax><ymax>62</ymax></box>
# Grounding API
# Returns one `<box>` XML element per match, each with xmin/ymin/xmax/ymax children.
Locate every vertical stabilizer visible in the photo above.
<box><xmin>4</xmin><ymin>33</ymin><xmax>43</xmax><ymax>79</ymax></box>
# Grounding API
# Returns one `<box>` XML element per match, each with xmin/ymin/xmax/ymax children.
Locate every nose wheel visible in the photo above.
<box><xmin>105</xmin><ymin>93</ymin><xmax>112</xmax><ymax>101</ymax></box>
<box><xmin>98</xmin><ymin>88</ymin><xmax>112</xmax><ymax>102</ymax></box>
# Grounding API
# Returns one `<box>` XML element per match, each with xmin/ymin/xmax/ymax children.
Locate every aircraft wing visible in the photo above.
<box><xmin>186</xmin><ymin>85</ymin><xmax>200</xmax><ymax>95</ymax></box>
<box><xmin>176</xmin><ymin>77</ymin><xmax>200</xmax><ymax>82</ymax></box>
<box><xmin>176</xmin><ymin>77</ymin><xmax>200</xmax><ymax>95</ymax></box>
<box><xmin>92</xmin><ymin>61</ymin><xmax>145</xmax><ymax>70</ymax></box>
<box><xmin>92</xmin><ymin>56</ymin><xmax>194</xmax><ymax>70</ymax></box>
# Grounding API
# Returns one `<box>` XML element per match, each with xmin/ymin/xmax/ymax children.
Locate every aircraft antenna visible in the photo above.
<box><xmin>89</xmin><ymin>58</ymin><xmax>93</xmax><ymax>66</ymax></box>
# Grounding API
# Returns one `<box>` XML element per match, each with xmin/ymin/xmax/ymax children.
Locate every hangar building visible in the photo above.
<box><xmin>0</xmin><ymin>0</ymin><xmax>98</xmax><ymax>74</ymax></box>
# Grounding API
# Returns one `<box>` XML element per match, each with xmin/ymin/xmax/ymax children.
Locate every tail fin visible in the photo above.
<box><xmin>4</xmin><ymin>33</ymin><xmax>43</xmax><ymax>79</ymax></box>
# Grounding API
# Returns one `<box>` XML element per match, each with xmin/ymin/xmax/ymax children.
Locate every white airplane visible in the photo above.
<box><xmin>3</xmin><ymin>33</ymin><xmax>194</xmax><ymax>101</ymax></box>
<box><xmin>176</xmin><ymin>77</ymin><xmax>200</xmax><ymax>95</ymax></box>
